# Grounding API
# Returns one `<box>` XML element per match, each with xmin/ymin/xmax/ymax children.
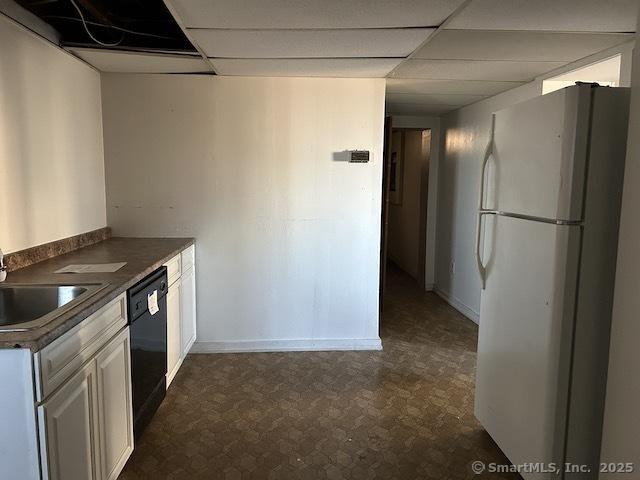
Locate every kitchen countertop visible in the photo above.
<box><xmin>0</xmin><ymin>237</ymin><xmax>194</xmax><ymax>351</ymax></box>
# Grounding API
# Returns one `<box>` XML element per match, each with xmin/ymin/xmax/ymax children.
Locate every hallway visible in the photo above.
<box><xmin>120</xmin><ymin>268</ymin><xmax>516</xmax><ymax>479</ymax></box>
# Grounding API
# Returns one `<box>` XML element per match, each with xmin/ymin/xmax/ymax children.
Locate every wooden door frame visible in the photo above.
<box><xmin>379</xmin><ymin>116</ymin><xmax>393</xmax><ymax>310</ymax></box>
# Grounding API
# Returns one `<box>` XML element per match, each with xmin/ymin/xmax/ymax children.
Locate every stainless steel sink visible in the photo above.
<box><xmin>0</xmin><ymin>283</ymin><xmax>109</xmax><ymax>332</ymax></box>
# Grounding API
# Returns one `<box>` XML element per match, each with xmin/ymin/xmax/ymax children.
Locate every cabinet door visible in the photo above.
<box><xmin>166</xmin><ymin>280</ymin><xmax>182</xmax><ymax>387</ymax></box>
<box><xmin>95</xmin><ymin>328</ymin><xmax>134</xmax><ymax>480</ymax></box>
<box><xmin>180</xmin><ymin>266</ymin><xmax>197</xmax><ymax>357</ymax></box>
<box><xmin>40</xmin><ymin>361</ymin><xmax>100</xmax><ymax>480</ymax></box>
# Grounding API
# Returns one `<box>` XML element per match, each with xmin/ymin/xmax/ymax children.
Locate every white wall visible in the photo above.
<box><xmin>435</xmin><ymin>42</ymin><xmax>634</xmax><ymax>322</ymax></box>
<box><xmin>101</xmin><ymin>75</ymin><xmax>385</xmax><ymax>351</ymax></box>
<box><xmin>0</xmin><ymin>15</ymin><xmax>106</xmax><ymax>253</ymax></box>
<box><xmin>389</xmin><ymin>115</ymin><xmax>441</xmax><ymax>289</ymax></box>
<box><xmin>600</xmin><ymin>28</ymin><xmax>640</xmax><ymax>477</ymax></box>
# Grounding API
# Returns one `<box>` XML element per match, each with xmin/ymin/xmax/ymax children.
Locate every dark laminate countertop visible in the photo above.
<box><xmin>0</xmin><ymin>237</ymin><xmax>194</xmax><ymax>351</ymax></box>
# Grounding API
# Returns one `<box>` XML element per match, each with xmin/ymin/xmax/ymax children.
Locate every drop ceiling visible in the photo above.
<box><xmin>447</xmin><ymin>0</ymin><xmax>638</xmax><ymax>32</ymax></box>
<box><xmin>22</xmin><ymin>0</ymin><xmax>635</xmax><ymax>116</ymax></box>
<box><xmin>212</xmin><ymin>58</ymin><xmax>403</xmax><ymax>78</ymax></box>
<box><xmin>412</xmin><ymin>31</ymin><xmax>631</xmax><ymax>62</ymax></box>
<box><xmin>169</xmin><ymin>0</ymin><xmax>468</xmax><ymax>29</ymax></box>
<box><xmin>159</xmin><ymin>0</ymin><xmax>636</xmax><ymax>116</ymax></box>
<box><xmin>189</xmin><ymin>28</ymin><xmax>435</xmax><ymax>59</ymax></box>
<box><xmin>68</xmin><ymin>48</ymin><xmax>209</xmax><ymax>73</ymax></box>
<box><xmin>393</xmin><ymin>59</ymin><xmax>567</xmax><ymax>82</ymax></box>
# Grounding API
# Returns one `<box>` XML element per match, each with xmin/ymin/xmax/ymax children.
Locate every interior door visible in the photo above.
<box><xmin>491</xmin><ymin>85</ymin><xmax>590</xmax><ymax>221</ymax></box>
<box><xmin>475</xmin><ymin>214</ymin><xmax>581</xmax><ymax>478</ymax></box>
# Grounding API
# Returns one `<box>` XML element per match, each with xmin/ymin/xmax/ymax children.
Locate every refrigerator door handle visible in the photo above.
<box><xmin>476</xmin><ymin>115</ymin><xmax>495</xmax><ymax>289</ymax></box>
<box><xmin>476</xmin><ymin>211</ymin><xmax>494</xmax><ymax>289</ymax></box>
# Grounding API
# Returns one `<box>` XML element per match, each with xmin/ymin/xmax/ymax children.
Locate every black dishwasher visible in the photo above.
<box><xmin>127</xmin><ymin>267</ymin><xmax>168</xmax><ymax>439</ymax></box>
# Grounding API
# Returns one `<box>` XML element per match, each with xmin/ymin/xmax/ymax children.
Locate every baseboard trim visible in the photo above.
<box><xmin>424</xmin><ymin>283</ymin><xmax>435</xmax><ymax>292</ymax></box>
<box><xmin>190</xmin><ymin>338</ymin><xmax>383</xmax><ymax>354</ymax></box>
<box><xmin>434</xmin><ymin>288</ymin><xmax>480</xmax><ymax>324</ymax></box>
<box><xmin>184</xmin><ymin>336</ymin><xmax>196</xmax><ymax>355</ymax></box>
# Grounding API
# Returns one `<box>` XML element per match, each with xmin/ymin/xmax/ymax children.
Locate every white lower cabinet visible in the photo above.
<box><xmin>2</xmin><ymin>247</ymin><xmax>196</xmax><ymax>479</ymax></box>
<box><xmin>165</xmin><ymin>245</ymin><xmax>197</xmax><ymax>388</ymax></box>
<box><xmin>39</xmin><ymin>361</ymin><xmax>100</xmax><ymax>480</ymax></box>
<box><xmin>180</xmin><ymin>265</ymin><xmax>197</xmax><ymax>357</ymax></box>
<box><xmin>166</xmin><ymin>278</ymin><xmax>182</xmax><ymax>387</ymax></box>
<box><xmin>95</xmin><ymin>328</ymin><xmax>134</xmax><ymax>480</ymax></box>
<box><xmin>39</xmin><ymin>326</ymin><xmax>133</xmax><ymax>480</ymax></box>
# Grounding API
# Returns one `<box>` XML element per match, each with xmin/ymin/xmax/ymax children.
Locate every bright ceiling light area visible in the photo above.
<box><xmin>542</xmin><ymin>55</ymin><xmax>622</xmax><ymax>95</ymax></box>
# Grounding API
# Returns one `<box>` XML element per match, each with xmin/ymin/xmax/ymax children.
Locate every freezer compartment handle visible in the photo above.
<box><xmin>476</xmin><ymin>211</ymin><xmax>494</xmax><ymax>289</ymax></box>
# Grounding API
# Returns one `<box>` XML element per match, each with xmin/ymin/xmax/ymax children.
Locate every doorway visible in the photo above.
<box><xmin>380</xmin><ymin>122</ymin><xmax>432</xmax><ymax>302</ymax></box>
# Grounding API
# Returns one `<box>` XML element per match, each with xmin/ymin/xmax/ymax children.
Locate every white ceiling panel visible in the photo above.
<box><xmin>392</xmin><ymin>59</ymin><xmax>565</xmax><ymax>81</ymax></box>
<box><xmin>68</xmin><ymin>48</ymin><xmax>210</xmax><ymax>73</ymax></box>
<box><xmin>386</xmin><ymin>93</ymin><xmax>486</xmax><ymax>106</ymax></box>
<box><xmin>386</xmin><ymin>78</ymin><xmax>525</xmax><ymax>95</ymax></box>
<box><xmin>447</xmin><ymin>0</ymin><xmax>638</xmax><ymax>32</ymax></box>
<box><xmin>171</xmin><ymin>0</ymin><xmax>466</xmax><ymax>29</ymax></box>
<box><xmin>190</xmin><ymin>28</ymin><xmax>434</xmax><ymax>58</ymax></box>
<box><xmin>414</xmin><ymin>30</ymin><xmax>632</xmax><ymax>61</ymax></box>
<box><xmin>386</xmin><ymin>103</ymin><xmax>458</xmax><ymax>115</ymax></box>
<box><xmin>211</xmin><ymin>58</ymin><xmax>402</xmax><ymax>77</ymax></box>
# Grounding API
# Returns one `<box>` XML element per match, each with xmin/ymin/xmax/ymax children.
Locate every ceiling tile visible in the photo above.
<box><xmin>171</xmin><ymin>0</ymin><xmax>466</xmax><ymax>28</ymax></box>
<box><xmin>414</xmin><ymin>30</ymin><xmax>632</xmax><ymax>61</ymax></box>
<box><xmin>391</xmin><ymin>59</ymin><xmax>565</xmax><ymax>81</ymax></box>
<box><xmin>211</xmin><ymin>58</ymin><xmax>402</xmax><ymax>77</ymax></box>
<box><xmin>386</xmin><ymin>103</ymin><xmax>458</xmax><ymax>115</ymax></box>
<box><xmin>67</xmin><ymin>48</ymin><xmax>210</xmax><ymax>73</ymax></box>
<box><xmin>386</xmin><ymin>93</ymin><xmax>486</xmax><ymax>106</ymax></box>
<box><xmin>386</xmin><ymin>78</ymin><xmax>525</xmax><ymax>95</ymax></box>
<box><xmin>447</xmin><ymin>0</ymin><xmax>638</xmax><ymax>32</ymax></box>
<box><xmin>190</xmin><ymin>28</ymin><xmax>434</xmax><ymax>58</ymax></box>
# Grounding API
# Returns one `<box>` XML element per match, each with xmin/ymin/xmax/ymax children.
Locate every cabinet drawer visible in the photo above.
<box><xmin>181</xmin><ymin>245</ymin><xmax>195</xmax><ymax>273</ymax></box>
<box><xmin>164</xmin><ymin>254</ymin><xmax>181</xmax><ymax>286</ymax></box>
<box><xmin>36</xmin><ymin>294</ymin><xmax>127</xmax><ymax>401</ymax></box>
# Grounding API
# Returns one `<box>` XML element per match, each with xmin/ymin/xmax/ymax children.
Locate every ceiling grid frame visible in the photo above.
<box><xmin>67</xmin><ymin>0</ymin><xmax>637</xmax><ymax>115</ymax></box>
<box><xmin>162</xmin><ymin>0</ymin><xmax>218</xmax><ymax>74</ymax></box>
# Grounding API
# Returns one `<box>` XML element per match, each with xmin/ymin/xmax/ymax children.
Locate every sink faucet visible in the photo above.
<box><xmin>0</xmin><ymin>247</ymin><xmax>6</xmax><ymax>282</ymax></box>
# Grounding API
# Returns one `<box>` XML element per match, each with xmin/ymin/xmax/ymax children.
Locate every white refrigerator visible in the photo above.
<box><xmin>475</xmin><ymin>84</ymin><xmax>630</xmax><ymax>479</ymax></box>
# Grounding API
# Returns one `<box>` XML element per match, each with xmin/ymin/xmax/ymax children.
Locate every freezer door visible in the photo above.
<box><xmin>489</xmin><ymin>85</ymin><xmax>591</xmax><ymax>222</ymax></box>
<box><xmin>475</xmin><ymin>215</ymin><xmax>580</xmax><ymax>479</ymax></box>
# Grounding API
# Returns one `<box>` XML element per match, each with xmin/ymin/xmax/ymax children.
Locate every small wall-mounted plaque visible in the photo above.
<box><xmin>348</xmin><ymin>150</ymin><xmax>370</xmax><ymax>163</ymax></box>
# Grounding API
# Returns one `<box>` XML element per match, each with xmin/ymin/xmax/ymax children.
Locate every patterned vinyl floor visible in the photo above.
<box><xmin>119</xmin><ymin>266</ymin><xmax>518</xmax><ymax>479</ymax></box>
